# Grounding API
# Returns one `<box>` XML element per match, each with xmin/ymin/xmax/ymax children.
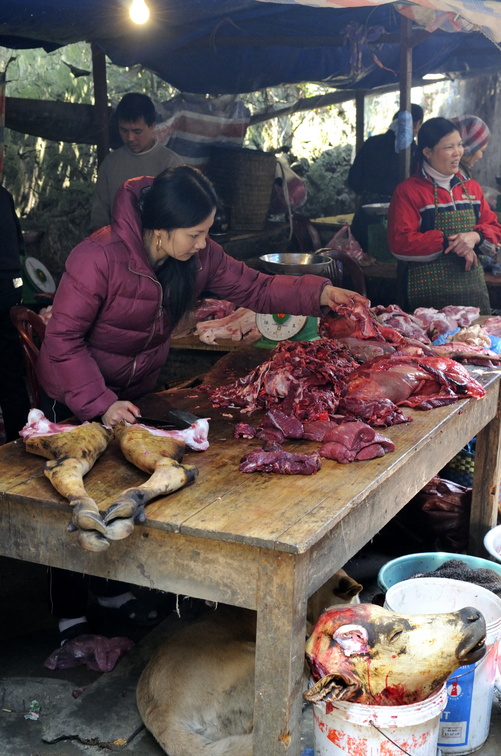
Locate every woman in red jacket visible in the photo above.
<box><xmin>387</xmin><ymin>117</ymin><xmax>501</xmax><ymax>313</ymax></box>
<box><xmin>38</xmin><ymin>165</ymin><xmax>366</xmax><ymax>427</ymax></box>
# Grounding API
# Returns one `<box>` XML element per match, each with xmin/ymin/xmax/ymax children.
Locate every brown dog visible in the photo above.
<box><xmin>136</xmin><ymin>569</ymin><xmax>362</xmax><ymax>756</ymax></box>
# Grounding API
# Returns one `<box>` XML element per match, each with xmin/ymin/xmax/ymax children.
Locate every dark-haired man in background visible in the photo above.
<box><xmin>90</xmin><ymin>92</ymin><xmax>182</xmax><ymax>231</ymax></box>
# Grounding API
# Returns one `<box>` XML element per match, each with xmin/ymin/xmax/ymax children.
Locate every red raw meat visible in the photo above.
<box><xmin>338</xmin><ymin>397</ymin><xmax>411</xmax><ymax>427</ymax></box>
<box><xmin>372</xmin><ymin>304</ymin><xmax>431</xmax><ymax>344</ymax></box>
<box><xmin>264</xmin><ymin>408</ymin><xmax>304</xmax><ymax>439</ymax></box>
<box><xmin>319</xmin><ymin>421</ymin><xmax>395</xmax><ymax>463</ymax></box>
<box><xmin>209</xmin><ymin>339</ymin><xmax>358</xmax><ymax>421</ymax></box>
<box><xmin>343</xmin><ymin>352</ymin><xmax>485</xmax><ymax>412</ymax></box>
<box><xmin>233</xmin><ymin>423</ymin><xmax>256</xmax><ymax>439</ymax></box>
<box><xmin>239</xmin><ymin>448</ymin><xmax>322</xmax><ymax>475</ymax></box>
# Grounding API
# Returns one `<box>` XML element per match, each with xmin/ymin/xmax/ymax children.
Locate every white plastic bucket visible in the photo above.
<box><xmin>384</xmin><ymin>577</ymin><xmax>501</xmax><ymax>754</ymax></box>
<box><xmin>312</xmin><ymin>683</ymin><xmax>447</xmax><ymax>755</ymax></box>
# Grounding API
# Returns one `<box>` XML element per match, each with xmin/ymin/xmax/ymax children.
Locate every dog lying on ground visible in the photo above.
<box><xmin>136</xmin><ymin>569</ymin><xmax>362</xmax><ymax>756</ymax></box>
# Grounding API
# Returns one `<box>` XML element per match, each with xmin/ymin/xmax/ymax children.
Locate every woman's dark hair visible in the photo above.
<box><xmin>141</xmin><ymin>165</ymin><xmax>220</xmax><ymax>328</ymax></box>
<box><xmin>412</xmin><ymin>117</ymin><xmax>460</xmax><ymax>173</ymax></box>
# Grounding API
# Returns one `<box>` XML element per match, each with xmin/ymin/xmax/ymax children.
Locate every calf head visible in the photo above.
<box><xmin>304</xmin><ymin>603</ymin><xmax>486</xmax><ymax>706</ymax></box>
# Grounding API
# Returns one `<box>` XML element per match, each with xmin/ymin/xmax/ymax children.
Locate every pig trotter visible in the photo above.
<box><xmin>71</xmin><ymin>499</ymin><xmax>108</xmax><ymax>536</ymax></box>
<box><xmin>103</xmin><ymin>489</ymin><xmax>147</xmax><ymax>525</ymax></box>
<box><xmin>106</xmin><ymin>516</ymin><xmax>136</xmax><ymax>541</ymax></box>
<box><xmin>77</xmin><ymin>528</ymin><xmax>110</xmax><ymax>552</ymax></box>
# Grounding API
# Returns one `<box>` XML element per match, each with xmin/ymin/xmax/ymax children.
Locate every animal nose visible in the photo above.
<box><xmin>459</xmin><ymin>606</ymin><xmax>482</xmax><ymax>623</ymax></box>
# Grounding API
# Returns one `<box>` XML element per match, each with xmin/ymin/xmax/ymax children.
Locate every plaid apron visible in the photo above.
<box><xmin>406</xmin><ymin>181</ymin><xmax>491</xmax><ymax>314</ymax></box>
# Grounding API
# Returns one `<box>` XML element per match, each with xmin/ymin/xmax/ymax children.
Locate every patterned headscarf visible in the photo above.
<box><xmin>450</xmin><ymin>115</ymin><xmax>490</xmax><ymax>156</ymax></box>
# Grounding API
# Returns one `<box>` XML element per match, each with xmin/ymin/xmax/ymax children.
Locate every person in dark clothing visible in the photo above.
<box><xmin>347</xmin><ymin>104</ymin><xmax>424</xmax><ymax>252</ymax></box>
<box><xmin>0</xmin><ymin>185</ymin><xmax>31</xmax><ymax>442</ymax></box>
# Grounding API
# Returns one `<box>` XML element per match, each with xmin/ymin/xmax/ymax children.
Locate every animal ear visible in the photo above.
<box><xmin>304</xmin><ymin>674</ymin><xmax>359</xmax><ymax>704</ymax></box>
<box><xmin>337</xmin><ymin>576</ymin><xmax>363</xmax><ymax>601</ymax></box>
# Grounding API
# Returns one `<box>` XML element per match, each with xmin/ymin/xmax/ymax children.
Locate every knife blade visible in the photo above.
<box><xmin>135</xmin><ymin>417</ymin><xmax>177</xmax><ymax>429</ymax></box>
<box><xmin>136</xmin><ymin>408</ymin><xmax>201</xmax><ymax>430</ymax></box>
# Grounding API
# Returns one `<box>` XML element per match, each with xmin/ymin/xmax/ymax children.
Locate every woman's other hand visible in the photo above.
<box><xmin>102</xmin><ymin>401</ymin><xmax>140</xmax><ymax>428</ymax></box>
<box><xmin>320</xmin><ymin>285</ymin><xmax>370</xmax><ymax>309</ymax></box>
<box><xmin>445</xmin><ymin>232</ymin><xmax>480</xmax><ymax>271</ymax></box>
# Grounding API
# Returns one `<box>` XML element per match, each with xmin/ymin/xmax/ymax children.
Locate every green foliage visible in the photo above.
<box><xmin>301</xmin><ymin>145</ymin><xmax>356</xmax><ymax>219</ymax></box>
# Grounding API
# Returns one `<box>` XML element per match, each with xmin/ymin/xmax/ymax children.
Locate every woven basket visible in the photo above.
<box><xmin>207</xmin><ymin>146</ymin><xmax>276</xmax><ymax>231</ymax></box>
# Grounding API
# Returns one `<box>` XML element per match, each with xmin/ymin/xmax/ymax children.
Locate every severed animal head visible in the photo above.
<box><xmin>304</xmin><ymin>603</ymin><xmax>486</xmax><ymax>707</ymax></box>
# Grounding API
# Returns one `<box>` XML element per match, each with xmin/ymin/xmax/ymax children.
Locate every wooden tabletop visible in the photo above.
<box><xmin>1</xmin><ymin>367</ymin><xmax>499</xmax><ymax>557</ymax></box>
<box><xmin>1</xmin><ymin>361</ymin><xmax>500</xmax><ymax>755</ymax></box>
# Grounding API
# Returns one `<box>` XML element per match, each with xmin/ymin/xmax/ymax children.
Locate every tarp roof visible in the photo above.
<box><xmin>1</xmin><ymin>1</ymin><xmax>500</xmax><ymax>95</ymax></box>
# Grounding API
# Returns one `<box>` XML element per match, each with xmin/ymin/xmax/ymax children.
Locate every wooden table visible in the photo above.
<box><xmin>1</xmin><ymin>369</ymin><xmax>501</xmax><ymax>755</ymax></box>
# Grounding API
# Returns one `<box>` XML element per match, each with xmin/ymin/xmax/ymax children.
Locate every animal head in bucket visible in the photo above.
<box><xmin>304</xmin><ymin>603</ymin><xmax>486</xmax><ymax>707</ymax></box>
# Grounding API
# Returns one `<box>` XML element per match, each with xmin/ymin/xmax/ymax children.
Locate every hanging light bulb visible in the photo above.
<box><xmin>130</xmin><ymin>0</ymin><xmax>150</xmax><ymax>24</ymax></box>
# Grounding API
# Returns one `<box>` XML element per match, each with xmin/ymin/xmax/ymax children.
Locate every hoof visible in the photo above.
<box><xmin>106</xmin><ymin>517</ymin><xmax>135</xmax><ymax>541</ymax></box>
<box><xmin>73</xmin><ymin>508</ymin><xmax>108</xmax><ymax>536</ymax></box>
<box><xmin>103</xmin><ymin>499</ymin><xmax>136</xmax><ymax>523</ymax></box>
<box><xmin>77</xmin><ymin>529</ymin><xmax>110</xmax><ymax>552</ymax></box>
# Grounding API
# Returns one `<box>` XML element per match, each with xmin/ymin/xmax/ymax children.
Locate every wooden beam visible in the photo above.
<box><xmin>91</xmin><ymin>42</ymin><xmax>109</xmax><ymax>166</ymax></box>
<box><xmin>399</xmin><ymin>15</ymin><xmax>413</xmax><ymax>182</ymax></box>
<box><xmin>355</xmin><ymin>90</ymin><xmax>366</xmax><ymax>152</ymax></box>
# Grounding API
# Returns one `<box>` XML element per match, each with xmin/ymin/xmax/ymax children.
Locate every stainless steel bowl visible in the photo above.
<box><xmin>259</xmin><ymin>253</ymin><xmax>332</xmax><ymax>276</ymax></box>
<box><xmin>361</xmin><ymin>202</ymin><xmax>390</xmax><ymax>216</ymax></box>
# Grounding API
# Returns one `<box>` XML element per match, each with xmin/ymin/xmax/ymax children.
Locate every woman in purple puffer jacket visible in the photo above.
<box><xmin>38</xmin><ymin>165</ymin><xmax>366</xmax><ymax>428</ymax></box>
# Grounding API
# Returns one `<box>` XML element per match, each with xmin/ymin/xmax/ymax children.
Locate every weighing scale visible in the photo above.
<box><xmin>254</xmin><ymin>312</ymin><xmax>319</xmax><ymax>348</ymax></box>
<box><xmin>21</xmin><ymin>255</ymin><xmax>56</xmax><ymax>306</ymax></box>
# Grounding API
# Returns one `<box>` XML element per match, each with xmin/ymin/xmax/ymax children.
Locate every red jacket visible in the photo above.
<box><xmin>38</xmin><ymin>176</ymin><xmax>330</xmax><ymax>420</ymax></box>
<box><xmin>388</xmin><ymin>169</ymin><xmax>501</xmax><ymax>263</ymax></box>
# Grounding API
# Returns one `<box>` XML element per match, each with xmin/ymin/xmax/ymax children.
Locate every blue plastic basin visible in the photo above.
<box><xmin>377</xmin><ymin>551</ymin><xmax>501</xmax><ymax>592</ymax></box>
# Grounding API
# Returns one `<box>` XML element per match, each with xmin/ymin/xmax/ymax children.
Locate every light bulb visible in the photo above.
<box><xmin>130</xmin><ymin>0</ymin><xmax>150</xmax><ymax>24</ymax></box>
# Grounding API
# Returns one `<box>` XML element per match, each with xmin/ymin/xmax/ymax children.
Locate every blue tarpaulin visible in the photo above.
<box><xmin>0</xmin><ymin>1</ymin><xmax>500</xmax><ymax>94</ymax></box>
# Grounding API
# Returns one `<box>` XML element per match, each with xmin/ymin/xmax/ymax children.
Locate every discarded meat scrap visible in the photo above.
<box><xmin>103</xmin><ymin>422</ymin><xmax>203</xmax><ymax>540</ymax></box>
<box><xmin>304</xmin><ymin>603</ymin><xmax>486</xmax><ymax>707</ymax></box>
<box><xmin>20</xmin><ymin>409</ymin><xmax>114</xmax><ymax>552</ymax></box>
<box><xmin>239</xmin><ymin>446</ymin><xmax>322</xmax><ymax>475</ymax></box>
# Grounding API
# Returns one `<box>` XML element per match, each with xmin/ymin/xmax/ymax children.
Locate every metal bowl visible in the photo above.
<box><xmin>361</xmin><ymin>202</ymin><xmax>390</xmax><ymax>216</ymax></box>
<box><xmin>259</xmin><ymin>253</ymin><xmax>332</xmax><ymax>276</ymax></box>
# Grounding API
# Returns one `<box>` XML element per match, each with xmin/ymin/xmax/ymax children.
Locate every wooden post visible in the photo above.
<box><xmin>91</xmin><ymin>42</ymin><xmax>109</xmax><ymax>166</ymax></box>
<box><xmin>355</xmin><ymin>90</ymin><xmax>366</xmax><ymax>152</ymax></box>
<box><xmin>399</xmin><ymin>15</ymin><xmax>413</xmax><ymax>181</ymax></box>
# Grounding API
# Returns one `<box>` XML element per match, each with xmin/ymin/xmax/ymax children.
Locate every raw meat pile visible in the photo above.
<box><xmin>210</xmin><ymin>338</ymin><xmax>358</xmax><ymax>420</ymax></box>
<box><xmin>209</xmin><ymin>301</ymin><xmax>488</xmax><ymax>475</ymax></box>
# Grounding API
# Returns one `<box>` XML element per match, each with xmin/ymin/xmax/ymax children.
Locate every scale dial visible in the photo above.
<box><xmin>255</xmin><ymin>313</ymin><xmax>308</xmax><ymax>341</ymax></box>
<box><xmin>23</xmin><ymin>256</ymin><xmax>56</xmax><ymax>294</ymax></box>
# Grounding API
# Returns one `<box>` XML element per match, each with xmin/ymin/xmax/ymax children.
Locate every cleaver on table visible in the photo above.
<box><xmin>136</xmin><ymin>407</ymin><xmax>201</xmax><ymax>429</ymax></box>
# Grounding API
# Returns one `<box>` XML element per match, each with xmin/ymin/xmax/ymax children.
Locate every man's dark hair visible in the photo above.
<box><xmin>116</xmin><ymin>92</ymin><xmax>156</xmax><ymax>126</ymax></box>
<box><xmin>392</xmin><ymin>103</ymin><xmax>424</xmax><ymax>125</ymax></box>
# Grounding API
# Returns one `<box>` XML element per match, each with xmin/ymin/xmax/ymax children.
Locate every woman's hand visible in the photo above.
<box><xmin>320</xmin><ymin>285</ymin><xmax>370</xmax><ymax>309</ymax></box>
<box><xmin>445</xmin><ymin>232</ymin><xmax>479</xmax><ymax>271</ymax></box>
<box><xmin>102</xmin><ymin>401</ymin><xmax>140</xmax><ymax>428</ymax></box>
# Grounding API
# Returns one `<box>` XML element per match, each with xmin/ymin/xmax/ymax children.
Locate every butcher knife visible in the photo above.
<box><xmin>136</xmin><ymin>407</ymin><xmax>201</xmax><ymax>429</ymax></box>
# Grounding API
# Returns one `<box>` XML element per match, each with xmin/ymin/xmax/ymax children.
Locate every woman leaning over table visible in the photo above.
<box><xmin>37</xmin><ymin>164</ymin><xmax>367</xmax><ymax>428</ymax></box>
<box><xmin>36</xmin><ymin>165</ymin><xmax>368</xmax><ymax>645</ymax></box>
<box><xmin>387</xmin><ymin>116</ymin><xmax>501</xmax><ymax>314</ymax></box>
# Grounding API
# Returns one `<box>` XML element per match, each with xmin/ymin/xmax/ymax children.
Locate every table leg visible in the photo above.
<box><xmin>469</xmin><ymin>380</ymin><xmax>501</xmax><ymax>555</ymax></box>
<box><xmin>252</xmin><ymin>549</ymin><xmax>309</xmax><ymax>756</ymax></box>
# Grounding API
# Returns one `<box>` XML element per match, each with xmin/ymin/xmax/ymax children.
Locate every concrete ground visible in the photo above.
<box><xmin>0</xmin><ymin>525</ymin><xmax>500</xmax><ymax>755</ymax></box>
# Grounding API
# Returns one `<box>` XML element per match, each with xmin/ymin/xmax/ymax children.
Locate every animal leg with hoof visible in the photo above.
<box><xmin>44</xmin><ymin>457</ymin><xmax>107</xmax><ymax>535</ymax></box>
<box><xmin>104</xmin><ymin>460</ymin><xmax>198</xmax><ymax>537</ymax></box>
